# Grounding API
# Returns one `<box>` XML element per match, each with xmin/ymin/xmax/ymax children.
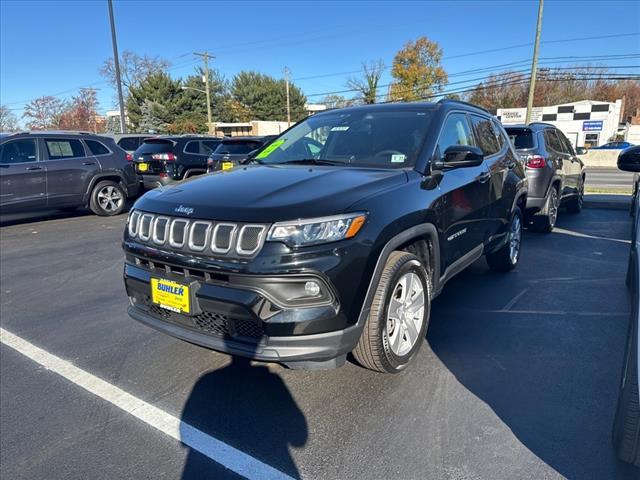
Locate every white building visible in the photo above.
<box><xmin>497</xmin><ymin>99</ymin><xmax>623</xmax><ymax>148</ymax></box>
<box><xmin>213</xmin><ymin>120</ymin><xmax>290</xmax><ymax>137</ymax></box>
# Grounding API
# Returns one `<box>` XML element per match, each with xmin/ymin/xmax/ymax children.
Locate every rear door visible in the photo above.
<box><xmin>434</xmin><ymin>112</ymin><xmax>492</xmax><ymax>270</ymax></box>
<box><xmin>469</xmin><ymin>115</ymin><xmax>510</xmax><ymax>239</ymax></box>
<box><xmin>0</xmin><ymin>138</ymin><xmax>46</xmax><ymax>213</ymax></box>
<box><xmin>543</xmin><ymin>129</ymin><xmax>573</xmax><ymax>197</ymax></box>
<box><xmin>43</xmin><ymin>137</ymin><xmax>100</xmax><ymax>208</ymax></box>
<box><xmin>556</xmin><ymin>129</ymin><xmax>583</xmax><ymax>193</ymax></box>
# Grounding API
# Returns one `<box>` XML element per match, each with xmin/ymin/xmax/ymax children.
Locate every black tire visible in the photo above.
<box><xmin>531</xmin><ymin>186</ymin><xmax>559</xmax><ymax>233</ymax></box>
<box><xmin>353</xmin><ymin>251</ymin><xmax>431</xmax><ymax>373</ymax></box>
<box><xmin>89</xmin><ymin>180</ymin><xmax>127</xmax><ymax>216</ymax></box>
<box><xmin>612</xmin><ymin>316</ymin><xmax>640</xmax><ymax>466</ymax></box>
<box><xmin>486</xmin><ymin>207</ymin><xmax>523</xmax><ymax>272</ymax></box>
<box><xmin>566</xmin><ymin>178</ymin><xmax>584</xmax><ymax>214</ymax></box>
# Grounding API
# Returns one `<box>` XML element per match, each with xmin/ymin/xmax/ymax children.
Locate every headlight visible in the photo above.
<box><xmin>267</xmin><ymin>212</ymin><xmax>367</xmax><ymax>247</ymax></box>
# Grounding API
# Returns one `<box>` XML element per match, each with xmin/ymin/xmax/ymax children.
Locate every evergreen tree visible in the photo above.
<box><xmin>126</xmin><ymin>72</ymin><xmax>185</xmax><ymax>132</ymax></box>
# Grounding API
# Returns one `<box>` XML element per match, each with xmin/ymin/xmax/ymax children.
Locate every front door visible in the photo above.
<box><xmin>433</xmin><ymin>112</ymin><xmax>492</xmax><ymax>272</ymax></box>
<box><xmin>0</xmin><ymin>138</ymin><xmax>46</xmax><ymax>213</ymax></box>
<box><xmin>42</xmin><ymin>137</ymin><xmax>100</xmax><ymax>208</ymax></box>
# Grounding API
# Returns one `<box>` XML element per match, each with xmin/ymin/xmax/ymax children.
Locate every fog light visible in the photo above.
<box><xmin>304</xmin><ymin>281</ymin><xmax>321</xmax><ymax>297</ymax></box>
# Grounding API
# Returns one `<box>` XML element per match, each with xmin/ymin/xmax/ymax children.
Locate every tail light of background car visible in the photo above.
<box><xmin>125</xmin><ymin>153</ymin><xmax>133</xmax><ymax>162</ymax></box>
<box><xmin>151</xmin><ymin>152</ymin><xmax>177</xmax><ymax>161</ymax></box>
<box><xmin>521</xmin><ymin>154</ymin><xmax>546</xmax><ymax>169</ymax></box>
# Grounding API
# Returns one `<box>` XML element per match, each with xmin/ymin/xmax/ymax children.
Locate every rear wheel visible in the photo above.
<box><xmin>531</xmin><ymin>186</ymin><xmax>559</xmax><ymax>233</ymax></box>
<box><xmin>486</xmin><ymin>207</ymin><xmax>522</xmax><ymax>272</ymax></box>
<box><xmin>89</xmin><ymin>180</ymin><xmax>127</xmax><ymax>216</ymax></box>
<box><xmin>566</xmin><ymin>178</ymin><xmax>584</xmax><ymax>214</ymax></box>
<box><xmin>353</xmin><ymin>251</ymin><xmax>430</xmax><ymax>373</ymax></box>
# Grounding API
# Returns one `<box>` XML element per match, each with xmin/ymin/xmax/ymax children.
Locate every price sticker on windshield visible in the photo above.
<box><xmin>255</xmin><ymin>139</ymin><xmax>285</xmax><ymax>159</ymax></box>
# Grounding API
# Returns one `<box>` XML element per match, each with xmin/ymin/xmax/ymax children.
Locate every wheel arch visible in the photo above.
<box><xmin>83</xmin><ymin>173</ymin><xmax>126</xmax><ymax>205</ymax></box>
<box><xmin>356</xmin><ymin>223</ymin><xmax>441</xmax><ymax>328</ymax></box>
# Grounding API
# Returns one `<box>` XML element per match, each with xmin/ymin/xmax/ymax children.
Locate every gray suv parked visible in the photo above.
<box><xmin>505</xmin><ymin>123</ymin><xmax>585</xmax><ymax>232</ymax></box>
<box><xmin>0</xmin><ymin>131</ymin><xmax>139</xmax><ymax>216</ymax></box>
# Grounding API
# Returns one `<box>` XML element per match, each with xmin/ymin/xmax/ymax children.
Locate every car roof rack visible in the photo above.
<box><xmin>437</xmin><ymin>98</ymin><xmax>491</xmax><ymax>114</ymax></box>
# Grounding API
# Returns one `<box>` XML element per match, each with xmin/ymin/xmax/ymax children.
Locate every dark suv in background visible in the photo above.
<box><xmin>0</xmin><ymin>131</ymin><xmax>138</xmax><ymax>216</ymax></box>
<box><xmin>123</xmin><ymin>100</ymin><xmax>527</xmax><ymax>373</ymax></box>
<box><xmin>206</xmin><ymin>135</ymin><xmax>276</xmax><ymax>172</ymax></box>
<box><xmin>133</xmin><ymin>135</ymin><xmax>223</xmax><ymax>189</ymax></box>
<box><xmin>505</xmin><ymin>123</ymin><xmax>585</xmax><ymax>232</ymax></box>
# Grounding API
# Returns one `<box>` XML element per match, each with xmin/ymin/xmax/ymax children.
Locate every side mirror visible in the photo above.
<box><xmin>434</xmin><ymin>145</ymin><xmax>484</xmax><ymax>169</ymax></box>
<box><xmin>617</xmin><ymin>147</ymin><xmax>640</xmax><ymax>172</ymax></box>
<box><xmin>576</xmin><ymin>147</ymin><xmax>588</xmax><ymax>155</ymax></box>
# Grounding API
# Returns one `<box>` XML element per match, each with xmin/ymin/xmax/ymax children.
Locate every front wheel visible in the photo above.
<box><xmin>89</xmin><ymin>180</ymin><xmax>127</xmax><ymax>216</ymax></box>
<box><xmin>353</xmin><ymin>251</ymin><xmax>431</xmax><ymax>373</ymax></box>
<box><xmin>486</xmin><ymin>207</ymin><xmax>523</xmax><ymax>272</ymax></box>
<box><xmin>566</xmin><ymin>179</ymin><xmax>584</xmax><ymax>214</ymax></box>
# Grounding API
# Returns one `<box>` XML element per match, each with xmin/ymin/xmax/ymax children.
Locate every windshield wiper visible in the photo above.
<box><xmin>276</xmin><ymin>158</ymin><xmax>347</xmax><ymax>166</ymax></box>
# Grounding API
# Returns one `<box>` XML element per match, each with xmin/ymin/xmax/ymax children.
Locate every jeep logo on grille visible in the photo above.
<box><xmin>174</xmin><ymin>205</ymin><xmax>194</xmax><ymax>216</ymax></box>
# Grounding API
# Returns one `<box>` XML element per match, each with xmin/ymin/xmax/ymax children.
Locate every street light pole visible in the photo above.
<box><xmin>107</xmin><ymin>0</ymin><xmax>127</xmax><ymax>133</ymax></box>
<box><xmin>194</xmin><ymin>52</ymin><xmax>214</xmax><ymax>134</ymax></box>
<box><xmin>525</xmin><ymin>0</ymin><xmax>544</xmax><ymax>124</ymax></box>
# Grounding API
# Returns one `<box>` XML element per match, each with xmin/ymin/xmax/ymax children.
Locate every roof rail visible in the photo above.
<box><xmin>437</xmin><ymin>98</ymin><xmax>491</xmax><ymax>114</ymax></box>
<box><xmin>15</xmin><ymin>130</ymin><xmax>96</xmax><ymax>135</ymax></box>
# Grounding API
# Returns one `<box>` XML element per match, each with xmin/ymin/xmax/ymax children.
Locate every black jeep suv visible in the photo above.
<box><xmin>505</xmin><ymin>123</ymin><xmax>585</xmax><ymax>232</ymax></box>
<box><xmin>1</xmin><ymin>131</ymin><xmax>139</xmax><ymax>216</ymax></box>
<box><xmin>123</xmin><ymin>100</ymin><xmax>527</xmax><ymax>373</ymax></box>
<box><xmin>132</xmin><ymin>135</ymin><xmax>223</xmax><ymax>189</ymax></box>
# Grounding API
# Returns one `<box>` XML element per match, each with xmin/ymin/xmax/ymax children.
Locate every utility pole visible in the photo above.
<box><xmin>525</xmin><ymin>0</ymin><xmax>544</xmax><ymax>124</ymax></box>
<box><xmin>284</xmin><ymin>66</ymin><xmax>291</xmax><ymax>127</ymax></box>
<box><xmin>194</xmin><ymin>52</ymin><xmax>214</xmax><ymax>134</ymax></box>
<box><xmin>107</xmin><ymin>0</ymin><xmax>127</xmax><ymax>133</ymax></box>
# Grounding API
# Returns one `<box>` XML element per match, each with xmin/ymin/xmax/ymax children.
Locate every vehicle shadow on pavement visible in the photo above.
<box><xmin>180</xmin><ymin>356</ymin><xmax>307</xmax><ymax>479</ymax></box>
<box><xmin>428</xmin><ymin>213</ymin><xmax>638</xmax><ymax>479</ymax></box>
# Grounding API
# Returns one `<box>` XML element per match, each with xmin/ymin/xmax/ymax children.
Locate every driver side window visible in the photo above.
<box><xmin>437</xmin><ymin>113</ymin><xmax>474</xmax><ymax>159</ymax></box>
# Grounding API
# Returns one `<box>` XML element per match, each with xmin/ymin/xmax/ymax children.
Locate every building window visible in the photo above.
<box><xmin>542</xmin><ymin>114</ymin><xmax>557</xmax><ymax>121</ymax></box>
<box><xmin>558</xmin><ymin>106</ymin><xmax>574</xmax><ymax>113</ymax></box>
<box><xmin>591</xmin><ymin>104</ymin><xmax>609</xmax><ymax>112</ymax></box>
<box><xmin>573</xmin><ymin>112</ymin><xmax>590</xmax><ymax>120</ymax></box>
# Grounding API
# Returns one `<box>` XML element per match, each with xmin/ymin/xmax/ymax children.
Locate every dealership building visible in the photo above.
<box><xmin>497</xmin><ymin>99</ymin><xmax>623</xmax><ymax>148</ymax></box>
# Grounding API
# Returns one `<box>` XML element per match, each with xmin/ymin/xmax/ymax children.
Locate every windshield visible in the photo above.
<box><xmin>214</xmin><ymin>141</ymin><xmax>262</xmax><ymax>155</ymax></box>
<box><xmin>254</xmin><ymin>109</ymin><xmax>434</xmax><ymax>168</ymax></box>
<box><xmin>505</xmin><ymin>128</ymin><xmax>535</xmax><ymax>150</ymax></box>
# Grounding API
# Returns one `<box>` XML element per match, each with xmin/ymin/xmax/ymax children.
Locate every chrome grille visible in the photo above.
<box><xmin>128</xmin><ymin>210</ymin><xmax>269</xmax><ymax>258</ymax></box>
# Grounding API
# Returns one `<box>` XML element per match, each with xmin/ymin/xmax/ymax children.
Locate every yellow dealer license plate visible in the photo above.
<box><xmin>221</xmin><ymin>161</ymin><xmax>234</xmax><ymax>171</ymax></box>
<box><xmin>137</xmin><ymin>163</ymin><xmax>149</xmax><ymax>172</ymax></box>
<box><xmin>151</xmin><ymin>278</ymin><xmax>190</xmax><ymax>314</ymax></box>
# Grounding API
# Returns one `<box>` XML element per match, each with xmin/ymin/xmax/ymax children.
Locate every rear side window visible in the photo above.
<box><xmin>85</xmin><ymin>140</ymin><xmax>110</xmax><ymax>156</ymax></box>
<box><xmin>214</xmin><ymin>141</ymin><xmax>261</xmax><ymax>155</ymax></box>
<box><xmin>437</xmin><ymin>113</ymin><xmax>474</xmax><ymax>157</ymax></box>
<box><xmin>184</xmin><ymin>140</ymin><xmax>218</xmax><ymax>155</ymax></box>
<box><xmin>544</xmin><ymin>130</ymin><xmax>565</xmax><ymax>153</ymax></box>
<box><xmin>470</xmin><ymin>115</ymin><xmax>500</xmax><ymax>156</ymax></box>
<box><xmin>45</xmin><ymin>139</ymin><xmax>85</xmax><ymax>160</ymax></box>
<box><xmin>118</xmin><ymin>137</ymin><xmax>141</xmax><ymax>151</ymax></box>
<box><xmin>505</xmin><ymin>128</ymin><xmax>535</xmax><ymax>149</ymax></box>
<box><xmin>136</xmin><ymin>139</ymin><xmax>174</xmax><ymax>155</ymax></box>
<box><xmin>0</xmin><ymin>139</ymin><xmax>38</xmax><ymax>164</ymax></box>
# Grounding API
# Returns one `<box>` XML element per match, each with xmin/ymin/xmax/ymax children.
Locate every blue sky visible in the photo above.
<box><xmin>1</xmin><ymin>0</ymin><xmax>639</xmax><ymax>119</ymax></box>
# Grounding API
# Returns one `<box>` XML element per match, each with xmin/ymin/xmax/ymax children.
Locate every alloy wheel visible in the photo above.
<box><xmin>509</xmin><ymin>214</ymin><xmax>522</xmax><ymax>265</ymax></box>
<box><xmin>386</xmin><ymin>272</ymin><xmax>425</xmax><ymax>356</ymax></box>
<box><xmin>97</xmin><ymin>185</ymin><xmax>123</xmax><ymax>212</ymax></box>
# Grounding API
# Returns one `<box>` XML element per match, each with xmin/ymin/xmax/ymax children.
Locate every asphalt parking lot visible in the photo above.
<box><xmin>0</xmin><ymin>205</ymin><xmax>637</xmax><ymax>480</ymax></box>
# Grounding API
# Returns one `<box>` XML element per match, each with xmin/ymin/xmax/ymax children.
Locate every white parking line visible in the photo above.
<box><xmin>0</xmin><ymin>327</ymin><xmax>293</xmax><ymax>480</ymax></box>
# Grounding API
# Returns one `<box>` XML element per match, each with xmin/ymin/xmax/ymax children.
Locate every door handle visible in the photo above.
<box><xmin>26</xmin><ymin>166</ymin><xmax>43</xmax><ymax>171</ymax></box>
<box><xmin>83</xmin><ymin>162</ymin><xmax>96</xmax><ymax>166</ymax></box>
<box><xmin>476</xmin><ymin>171</ymin><xmax>491</xmax><ymax>183</ymax></box>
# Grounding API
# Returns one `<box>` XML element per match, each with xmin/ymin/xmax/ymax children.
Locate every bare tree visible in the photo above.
<box><xmin>23</xmin><ymin>96</ymin><xmax>67</xmax><ymax>130</ymax></box>
<box><xmin>0</xmin><ymin>105</ymin><xmax>19</xmax><ymax>131</ymax></box>
<box><xmin>100</xmin><ymin>50</ymin><xmax>170</xmax><ymax>98</ymax></box>
<box><xmin>347</xmin><ymin>60</ymin><xmax>385</xmax><ymax>104</ymax></box>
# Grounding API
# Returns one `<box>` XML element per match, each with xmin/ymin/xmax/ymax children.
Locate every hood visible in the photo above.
<box><xmin>134</xmin><ymin>164</ymin><xmax>408</xmax><ymax>222</ymax></box>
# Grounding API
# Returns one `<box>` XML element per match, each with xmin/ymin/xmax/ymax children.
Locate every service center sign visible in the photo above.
<box><xmin>583</xmin><ymin>120</ymin><xmax>603</xmax><ymax>131</ymax></box>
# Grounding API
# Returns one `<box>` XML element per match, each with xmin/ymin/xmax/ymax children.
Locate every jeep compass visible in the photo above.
<box><xmin>123</xmin><ymin>100</ymin><xmax>527</xmax><ymax>373</ymax></box>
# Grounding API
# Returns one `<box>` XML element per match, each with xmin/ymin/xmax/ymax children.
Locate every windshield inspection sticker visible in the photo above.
<box><xmin>255</xmin><ymin>139</ymin><xmax>285</xmax><ymax>159</ymax></box>
<box><xmin>391</xmin><ymin>154</ymin><xmax>406</xmax><ymax>163</ymax></box>
<box><xmin>330</xmin><ymin>126</ymin><xmax>349</xmax><ymax>131</ymax></box>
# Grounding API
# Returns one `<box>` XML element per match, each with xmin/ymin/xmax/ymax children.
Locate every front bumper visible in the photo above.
<box><xmin>124</xmin><ymin>258</ymin><xmax>360</xmax><ymax>365</ymax></box>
